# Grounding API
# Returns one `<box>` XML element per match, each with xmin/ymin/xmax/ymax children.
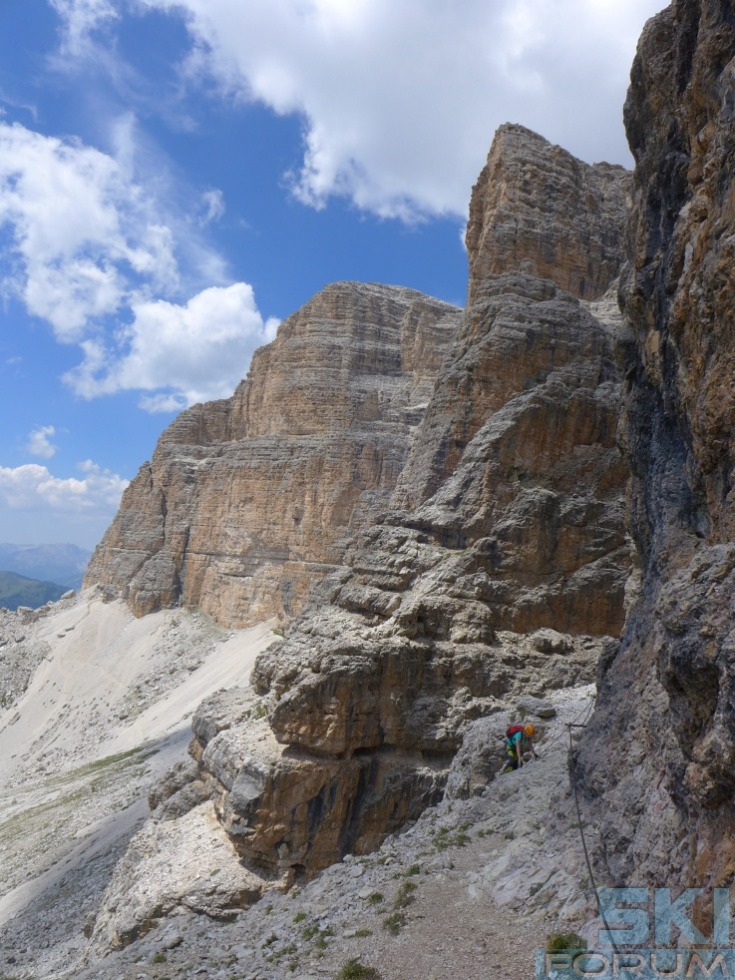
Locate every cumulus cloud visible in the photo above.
<box><xmin>0</xmin><ymin>118</ymin><xmax>275</xmax><ymax>408</ymax></box>
<box><xmin>0</xmin><ymin>460</ymin><xmax>128</xmax><ymax>513</ymax></box>
<box><xmin>118</xmin><ymin>0</ymin><xmax>667</xmax><ymax>220</ymax></box>
<box><xmin>65</xmin><ymin>283</ymin><xmax>280</xmax><ymax>410</ymax></box>
<box><xmin>26</xmin><ymin>425</ymin><xmax>58</xmax><ymax>459</ymax></box>
<box><xmin>0</xmin><ymin>121</ymin><xmax>179</xmax><ymax>340</ymax></box>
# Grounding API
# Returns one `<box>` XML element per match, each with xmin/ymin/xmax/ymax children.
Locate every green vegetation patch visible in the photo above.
<box><xmin>382</xmin><ymin>911</ymin><xmax>404</xmax><ymax>935</ymax></box>
<box><xmin>336</xmin><ymin>960</ymin><xmax>382</xmax><ymax>979</ymax></box>
<box><xmin>432</xmin><ymin>825</ymin><xmax>471</xmax><ymax>851</ymax></box>
<box><xmin>0</xmin><ymin>570</ymin><xmax>66</xmax><ymax>611</ymax></box>
<box><xmin>546</xmin><ymin>932</ymin><xmax>587</xmax><ymax>952</ymax></box>
<box><xmin>393</xmin><ymin>881</ymin><xmax>416</xmax><ymax>910</ymax></box>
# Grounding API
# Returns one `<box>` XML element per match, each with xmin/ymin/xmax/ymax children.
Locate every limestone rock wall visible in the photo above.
<box><xmin>465</xmin><ymin>124</ymin><xmax>631</xmax><ymax>307</ymax></box>
<box><xmin>203</xmin><ymin>128</ymin><xmax>635</xmax><ymax>876</ymax></box>
<box><xmin>85</xmin><ymin>284</ymin><xmax>460</xmax><ymax>627</ymax></box>
<box><xmin>394</xmin><ymin>125</ymin><xmax>631</xmax><ymax>509</ymax></box>
<box><xmin>577</xmin><ymin>0</ymin><xmax>735</xmax><ymax>889</ymax></box>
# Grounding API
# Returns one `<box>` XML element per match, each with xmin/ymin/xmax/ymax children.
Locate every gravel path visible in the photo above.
<box><xmin>1</xmin><ymin>590</ymin><xmax>596</xmax><ymax>980</ymax></box>
<box><xmin>53</xmin><ymin>685</ymin><xmax>595</xmax><ymax>980</ymax></box>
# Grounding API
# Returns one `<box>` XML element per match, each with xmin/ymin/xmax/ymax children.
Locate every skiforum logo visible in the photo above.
<box><xmin>536</xmin><ymin>888</ymin><xmax>735</xmax><ymax>979</ymax></box>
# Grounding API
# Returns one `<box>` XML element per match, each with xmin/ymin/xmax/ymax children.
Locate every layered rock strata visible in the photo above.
<box><xmin>193</xmin><ymin>126</ymin><xmax>634</xmax><ymax>876</ymax></box>
<box><xmin>85</xmin><ymin>284</ymin><xmax>460</xmax><ymax>626</ymax></box>
<box><xmin>577</xmin><ymin>0</ymin><xmax>735</xmax><ymax>891</ymax></box>
<box><xmin>466</xmin><ymin>124</ymin><xmax>630</xmax><ymax>306</ymax></box>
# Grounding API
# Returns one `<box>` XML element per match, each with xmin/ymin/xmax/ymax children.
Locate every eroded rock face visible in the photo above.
<box><xmin>207</xmin><ymin>127</ymin><xmax>634</xmax><ymax>876</ymax></box>
<box><xmin>193</xmin><ymin>639</ymin><xmax>602</xmax><ymax>876</ymax></box>
<box><xmin>190</xmin><ymin>688</ymin><xmax>445</xmax><ymax>874</ymax></box>
<box><xmin>85</xmin><ymin>284</ymin><xmax>460</xmax><ymax>626</ymax></box>
<box><xmin>394</xmin><ymin>126</ymin><xmax>631</xmax><ymax>510</ymax></box>
<box><xmin>85</xmin><ymin>123</ymin><xmax>633</xmax><ymax>893</ymax></box>
<box><xmin>577</xmin><ymin>0</ymin><xmax>735</xmax><ymax>889</ymax></box>
<box><xmin>465</xmin><ymin>124</ymin><xmax>631</xmax><ymax>306</ymax></box>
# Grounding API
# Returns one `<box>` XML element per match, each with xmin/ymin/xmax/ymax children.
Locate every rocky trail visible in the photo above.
<box><xmin>52</xmin><ymin>684</ymin><xmax>595</xmax><ymax>980</ymax></box>
<box><xmin>0</xmin><ymin>586</ymin><xmax>600</xmax><ymax>979</ymax></box>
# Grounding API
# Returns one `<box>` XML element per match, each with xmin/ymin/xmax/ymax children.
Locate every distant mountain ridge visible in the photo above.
<box><xmin>0</xmin><ymin>543</ymin><xmax>91</xmax><ymax>591</ymax></box>
<box><xmin>0</xmin><ymin>570</ymin><xmax>68</xmax><ymax>611</ymax></box>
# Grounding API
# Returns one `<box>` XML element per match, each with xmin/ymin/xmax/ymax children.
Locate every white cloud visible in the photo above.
<box><xmin>138</xmin><ymin>393</ymin><xmax>188</xmax><ymax>414</ymax></box>
<box><xmin>0</xmin><ymin>118</ymin><xmax>276</xmax><ymax>408</ymax></box>
<box><xmin>0</xmin><ymin>121</ymin><xmax>179</xmax><ymax>340</ymax></box>
<box><xmin>49</xmin><ymin>0</ymin><xmax>119</xmax><ymax>56</ymax></box>
<box><xmin>118</xmin><ymin>0</ymin><xmax>667</xmax><ymax>220</ymax></box>
<box><xmin>26</xmin><ymin>425</ymin><xmax>58</xmax><ymax>459</ymax></box>
<box><xmin>200</xmin><ymin>189</ymin><xmax>225</xmax><ymax>225</ymax></box>
<box><xmin>65</xmin><ymin>283</ymin><xmax>281</xmax><ymax>410</ymax></box>
<box><xmin>0</xmin><ymin>460</ymin><xmax>128</xmax><ymax>513</ymax></box>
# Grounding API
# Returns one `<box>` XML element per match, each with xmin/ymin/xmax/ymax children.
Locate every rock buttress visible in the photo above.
<box><xmin>84</xmin><ymin>283</ymin><xmax>460</xmax><ymax>627</ymax></box>
<box><xmin>577</xmin><ymin>0</ymin><xmax>735</xmax><ymax>891</ymax></box>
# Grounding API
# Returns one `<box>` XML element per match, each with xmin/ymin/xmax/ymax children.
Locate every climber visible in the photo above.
<box><xmin>502</xmin><ymin>723</ymin><xmax>538</xmax><ymax>773</ymax></box>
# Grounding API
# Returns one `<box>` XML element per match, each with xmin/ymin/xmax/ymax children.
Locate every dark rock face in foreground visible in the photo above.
<box><xmin>577</xmin><ymin>0</ymin><xmax>735</xmax><ymax>890</ymax></box>
<box><xmin>199</xmin><ymin>125</ymin><xmax>634</xmax><ymax>876</ymax></box>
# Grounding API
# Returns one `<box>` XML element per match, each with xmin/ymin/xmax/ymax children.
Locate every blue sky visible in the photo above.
<box><xmin>0</xmin><ymin>0</ymin><xmax>666</xmax><ymax>550</ymax></box>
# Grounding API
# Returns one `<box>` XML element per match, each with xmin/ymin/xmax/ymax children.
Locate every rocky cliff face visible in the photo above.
<box><xmin>465</xmin><ymin>124</ymin><xmax>630</xmax><ymax>306</ymax></box>
<box><xmin>577</xmin><ymin>0</ymin><xmax>735</xmax><ymax>890</ymax></box>
<box><xmin>182</xmin><ymin>125</ymin><xmax>634</xmax><ymax>878</ymax></box>
<box><xmin>85</xmin><ymin>284</ymin><xmax>460</xmax><ymax>626</ymax></box>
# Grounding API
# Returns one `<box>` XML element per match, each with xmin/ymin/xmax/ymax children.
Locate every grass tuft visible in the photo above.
<box><xmin>336</xmin><ymin>959</ymin><xmax>381</xmax><ymax>979</ymax></box>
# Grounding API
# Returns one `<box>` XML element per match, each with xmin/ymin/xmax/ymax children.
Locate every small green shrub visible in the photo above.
<box><xmin>546</xmin><ymin>932</ymin><xmax>587</xmax><ymax>952</ymax></box>
<box><xmin>152</xmin><ymin>951</ymin><xmax>167</xmax><ymax>964</ymax></box>
<box><xmin>405</xmin><ymin>863</ymin><xmax>420</xmax><ymax>876</ymax></box>
<box><xmin>303</xmin><ymin>922</ymin><xmax>334</xmax><ymax>946</ymax></box>
<box><xmin>366</xmin><ymin>891</ymin><xmax>383</xmax><ymax>905</ymax></box>
<box><xmin>432</xmin><ymin>825</ymin><xmax>470</xmax><ymax>851</ymax></box>
<box><xmin>383</xmin><ymin>911</ymin><xmax>404</xmax><ymax>934</ymax></box>
<box><xmin>293</xmin><ymin>911</ymin><xmax>307</xmax><ymax>923</ymax></box>
<box><xmin>336</xmin><ymin>959</ymin><xmax>382</xmax><ymax>979</ymax></box>
<box><xmin>394</xmin><ymin>881</ymin><xmax>416</xmax><ymax>909</ymax></box>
